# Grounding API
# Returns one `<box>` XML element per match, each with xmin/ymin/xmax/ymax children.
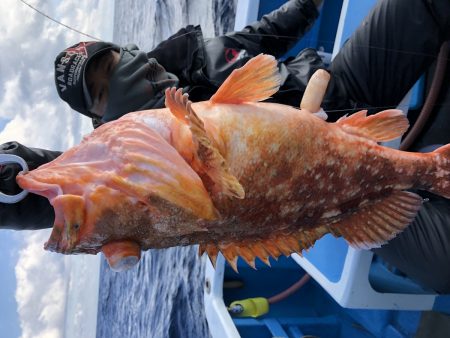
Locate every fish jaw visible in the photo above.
<box><xmin>45</xmin><ymin>194</ymin><xmax>86</xmax><ymax>253</ymax></box>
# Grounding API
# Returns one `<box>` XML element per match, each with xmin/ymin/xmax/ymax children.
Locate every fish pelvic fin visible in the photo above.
<box><xmin>165</xmin><ymin>87</ymin><xmax>245</xmax><ymax>199</ymax></box>
<box><xmin>427</xmin><ymin>144</ymin><xmax>450</xmax><ymax>198</ymax></box>
<box><xmin>336</xmin><ymin>109</ymin><xmax>409</xmax><ymax>142</ymax></box>
<box><xmin>330</xmin><ymin>190</ymin><xmax>423</xmax><ymax>249</ymax></box>
<box><xmin>210</xmin><ymin>54</ymin><xmax>281</xmax><ymax>104</ymax></box>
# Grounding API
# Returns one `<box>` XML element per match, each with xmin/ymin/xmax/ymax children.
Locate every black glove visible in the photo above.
<box><xmin>0</xmin><ymin>142</ymin><xmax>61</xmax><ymax>230</ymax></box>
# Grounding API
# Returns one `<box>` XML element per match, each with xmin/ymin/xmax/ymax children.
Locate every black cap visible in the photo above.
<box><xmin>54</xmin><ymin>41</ymin><xmax>119</xmax><ymax>118</ymax></box>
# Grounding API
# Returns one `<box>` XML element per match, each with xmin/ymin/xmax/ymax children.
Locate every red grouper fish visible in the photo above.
<box><xmin>17</xmin><ymin>54</ymin><xmax>450</xmax><ymax>272</ymax></box>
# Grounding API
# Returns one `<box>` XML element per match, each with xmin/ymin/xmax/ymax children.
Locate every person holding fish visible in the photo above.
<box><xmin>1</xmin><ymin>0</ymin><xmax>450</xmax><ymax>292</ymax></box>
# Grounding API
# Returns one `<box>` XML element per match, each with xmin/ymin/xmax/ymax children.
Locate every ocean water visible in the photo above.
<box><xmin>96</xmin><ymin>1</ymin><xmax>237</xmax><ymax>337</ymax></box>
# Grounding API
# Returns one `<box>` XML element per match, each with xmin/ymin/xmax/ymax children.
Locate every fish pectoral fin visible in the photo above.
<box><xmin>210</xmin><ymin>54</ymin><xmax>281</xmax><ymax>104</ymax></box>
<box><xmin>166</xmin><ymin>87</ymin><xmax>244</xmax><ymax>199</ymax></box>
<box><xmin>336</xmin><ymin>109</ymin><xmax>409</xmax><ymax>142</ymax></box>
<box><xmin>330</xmin><ymin>191</ymin><xmax>423</xmax><ymax>249</ymax></box>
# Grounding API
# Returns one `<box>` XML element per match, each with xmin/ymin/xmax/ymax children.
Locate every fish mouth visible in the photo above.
<box><xmin>43</xmin><ymin>219</ymin><xmax>76</xmax><ymax>253</ymax></box>
<box><xmin>44</xmin><ymin>194</ymin><xmax>86</xmax><ymax>254</ymax></box>
<box><xmin>44</xmin><ymin>225</ymin><xmax>71</xmax><ymax>253</ymax></box>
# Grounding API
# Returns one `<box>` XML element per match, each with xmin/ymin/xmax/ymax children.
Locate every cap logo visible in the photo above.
<box><xmin>56</xmin><ymin>42</ymin><xmax>96</xmax><ymax>93</ymax></box>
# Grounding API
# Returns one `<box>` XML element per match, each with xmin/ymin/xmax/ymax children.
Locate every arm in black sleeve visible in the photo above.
<box><xmin>196</xmin><ymin>0</ymin><xmax>319</xmax><ymax>88</ymax></box>
<box><xmin>0</xmin><ymin>142</ymin><xmax>61</xmax><ymax>230</ymax></box>
<box><xmin>328</xmin><ymin>0</ymin><xmax>450</xmax><ymax>111</ymax></box>
<box><xmin>228</xmin><ymin>0</ymin><xmax>319</xmax><ymax>58</ymax></box>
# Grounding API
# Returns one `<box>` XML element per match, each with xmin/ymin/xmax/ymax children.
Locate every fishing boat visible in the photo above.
<box><xmin>204</xmin><ymin>1</ymin><xmax>450</xmax><ymax>337</ymax></box>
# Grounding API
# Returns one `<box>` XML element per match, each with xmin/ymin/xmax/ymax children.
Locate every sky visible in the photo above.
<box><xmin>0</xmin><ymin>1</ymin><xmax>114</xmax><ymax>337</ymax></box>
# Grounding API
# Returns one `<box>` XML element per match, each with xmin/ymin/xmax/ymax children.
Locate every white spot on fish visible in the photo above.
<box><xmin>321</xmin><ymin>209</ymin><xmax>341</xmax><ymax>218</ymax></box>
<box><xmin>269</xmin><ymin>143</ymin><xmax>280</xmax><ymax>152</ymax></box>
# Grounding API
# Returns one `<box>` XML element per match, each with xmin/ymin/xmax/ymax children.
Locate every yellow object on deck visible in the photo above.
<box><xmin>229</xmin><ymin>297</ymin><xmax>269</xmax><ymax>318</ymax></box>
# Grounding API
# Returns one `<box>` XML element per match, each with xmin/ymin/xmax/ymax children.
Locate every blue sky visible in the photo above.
<box><xmin>0</xmin><ymin>1</ymin><xmax>114</xmax><ymax>337</ymax></box>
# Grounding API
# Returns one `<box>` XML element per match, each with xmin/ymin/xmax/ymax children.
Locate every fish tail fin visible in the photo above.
<box><xmin>428</xmin><ymin>144</ymin><xmax>450</xmax><ymax>198</ymax></box>
<box><xmin>210</xmin><ymin>54</ymin><xmax>281</xmax><ymax>104</ymax></box>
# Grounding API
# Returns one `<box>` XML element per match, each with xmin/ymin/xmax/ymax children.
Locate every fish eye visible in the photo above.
<box><xmin>73</xmin><ymin>224</ymin><xmax>80</xmax><ymax>231</ymax></box>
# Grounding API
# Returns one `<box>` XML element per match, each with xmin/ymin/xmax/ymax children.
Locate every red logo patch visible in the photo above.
<box><xmin>225</xmin><ymin>48</ymin><xmax>240</xmax><ymax>64</ymax></box>
<box><xmin>64</xmin><ymin>41</ymin><xmax>96</xmax><ymax>58</ymax></box>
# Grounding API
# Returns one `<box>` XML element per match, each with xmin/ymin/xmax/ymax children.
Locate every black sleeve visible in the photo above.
<box><xmin>147</xmin><ymin>25</ymin><xmax>205</xmax><ymax>85</ymax></box>
<box><xmin>197</xmin><ymin>0</ymin><xmax>319</xmax><ymax>89</ymax></box>
<box><xmin>0</xmin><ymin>142</ymin><xmax>61</xmax><ymax>230</ymax></box>
<box><xmin>235</xmin><ymin>0</ymin><xmax>319</xmax><ymax>58</ymax></box>
<box><xmin>328</xmin><ymin>0</ymin><xmax>450</xmax><ymax>113</ymax></box>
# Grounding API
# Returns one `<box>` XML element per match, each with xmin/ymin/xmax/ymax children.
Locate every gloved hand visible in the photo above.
<box><xmin>0</xmin><ymin>142</ymin><xmax>61</xmax><ymax>230</ymax></box>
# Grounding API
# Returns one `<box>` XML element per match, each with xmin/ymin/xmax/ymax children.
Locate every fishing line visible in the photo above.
<box><xmin>18</xmin><ymin>0</ymin><xmax>102</xmax><ymax>41</ymax></box>
<box><xmin>162</xmin><ymin>30</ymin><xmax>449</xmax><ymax>62</ymax></box>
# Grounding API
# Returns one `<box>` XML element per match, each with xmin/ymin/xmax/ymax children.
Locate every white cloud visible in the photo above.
<box><xmin>1</xmin><ymin>1</ymin><xmax>114</xmax><ymax>337</ymax></box>
<box><xmin>0</xmin><ymin>0</ymin><xmax>114</xmax><ymax>150</ymax></box>
<box><xmin>15</xmin><ymin>230</ymin><xmax>67</xmax><ymax>338</ymax></box>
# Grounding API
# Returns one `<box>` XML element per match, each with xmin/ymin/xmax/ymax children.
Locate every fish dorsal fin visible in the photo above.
<box><xmin>199</xmin><ymin>226</ymin><xmax>329</xmax><ymax>272</ymax></box>
<box><xmin>210</xmin><ymin>54</ymin><xmax>281</xmax><ymax>104</ymax></box>
<box><xmin>329</xmin><ymin>190</ymin><xmax>422</xmax><ymax>249</ymax></box>
<box><xmin>165</xmin><ymin>88</ymin><xmax>245</xmax><ymax>199</ymax></box>
<box><xmin>336</xmin><ymin>109</ymin><xmax>409</xmax><ymax>142</ymax></box>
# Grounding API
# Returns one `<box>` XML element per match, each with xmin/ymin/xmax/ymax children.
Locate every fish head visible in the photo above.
<box><xmin>16</xmin><ymin>115</ymin><xmax>218</xmax><ymax>259</ymax></box>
